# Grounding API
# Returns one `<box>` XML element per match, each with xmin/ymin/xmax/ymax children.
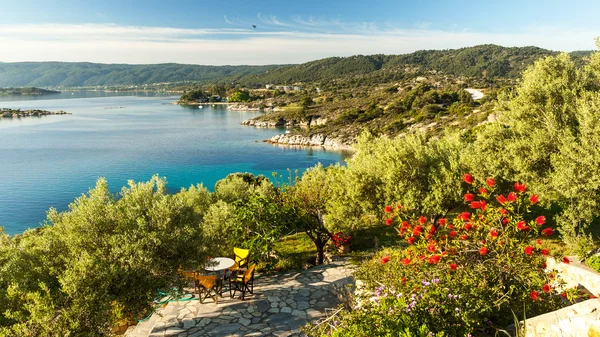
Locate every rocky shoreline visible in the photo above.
<box><xmin>1</xmin><ymin>109</ymin><xmax>71</xmax><ymax>118</ymax></box>
<box><xmin>265</xmin><ymin>133</ymin><xmax>353</xmax><ymax>150</ymax></box>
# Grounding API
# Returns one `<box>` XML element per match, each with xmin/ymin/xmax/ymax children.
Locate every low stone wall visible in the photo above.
<box><xmin>515</xmin><ymin>256</ymin><xmax>600</xmax><ymax>336</ymax></box>
<box><xmin>519</xmin><ymin>299</ymin><xmax>600</xmax><ymax>337</ymax></box>
<box><xmin>546</xmin><ymin>256</ymin><xmax>600</xmax><ymax>296</ymax></box>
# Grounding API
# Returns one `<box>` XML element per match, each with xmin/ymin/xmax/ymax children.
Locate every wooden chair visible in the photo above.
<box><xmin>229</xmin><ymin>247</ymin><xmax>250</xmax><ymax>274</ymax></box>
<box><xmin>229</xmin><ymin>264</ymin><xmax>256</xmax><ymax>300</ymax></box>
<box><xmin>179</xmin><ymin>270</ymin><xmax>198</xmax><ymax>295</ymax></box>
<box><xmin>197</xmin><ymin>275</ymin><xmax>219</xmax><ymax>304</ymax></box>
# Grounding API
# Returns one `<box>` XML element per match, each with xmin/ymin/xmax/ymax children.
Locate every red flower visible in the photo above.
<box><xmin>536</xmin><ymin>239</ymin><xmax>542</xmax><ymax>245</ymax></box>
<box><xmin>536</xmin><ymin>216</ymin><xmax>546</xmax><ymax>226</ymax></box>
<box><xmin>502</xmin><ymin>217</ymin><xmax>510</xmax><ymax>225</ymax></box>
<box><xmin>541</xmin><ymin>228</ymin><xmax>555</xmax><ymax>236</ymax></box>
<box><xmin>541</xmin><ymin>249</ymin><xmax>549</xmax><ymax>256</ymax></box>
<box><xmin>449</xmin><ymin>263</ymin><xmax>457</xmax><ymax>271</ymax></box>
<box><xmin>460</xmin><ymin>234</ymin><xmax>468</xmax><ymax>240</ymax></box>
<box><xmin>384</xmin><ymin>205</ymin><xmax>392</xmax><ymax>213</ymax></box>
<box><xmin>413</xmin><ymin>225</ymin><xmax>423</xmax><ymax>234</ymax></box>
<box><xmin>385</xmin><ymin>218</ymin><xmax>393</xmax><ymax>226</ymax></box>
<box><xmin>562</xmin><ymin>256</ymin><xmax>570</xmax><ymax>264</ymax></box>
<box><xmin>439</xmin><ymin>218</ymin><xmax>447</xmax><ymax>226</ymax></box>
<box><xmin>401</xmin><ymin>221</ymin><xmax>410</xmax><ymax>229</ymax></box>
<box><xmin>447</xmin><ymin>224</ymin><xmax>455</xmax><ymax>229</ymax></box>
<box><xmin>500</xmin><ymin>208</ymin><xmax>508</xmax><ymax>215</ymax></box>
<box><xmin>463</xmin><ymin>173</ymin><xmax>473</xmax><ymax>184</ymax></box>
<box><xmin>517</xmin><ymin>221</ymin><xmax>530</xmax><ymax>231</ymax></box>
<box><xmin>490</xmin><ymin>229</ymin><xmax>499</xmax><ymax>238</ymax></box>
<box><xmin>561</xmin><ymin>292</ymin><xmax>567</xmax><ymax>299</ymax></box>
<box><xmin>508</xmin><ymin>192</ymin><xmax>517</xmax><ymax>202</ymax></box>
<box><xmin>458</xmin><ymin>212</ymin><xmax>471</xmax><ymax>221</ymax></box>
<box><xmin>486</xmin><ymin>177</ymin><xmax>495</xmax><ymax>187</ymax></box>
<box><xmin>530</xmin><ymin>194</ymin><xmax>539</xmax><ymax>204</ymax></box>
<box><xmin>480</xmin><ymin>200</ymin><xmax>487</xmax><ymax>211</ymax></box>
<box><xmin>418</xmin><ymin>216</ymin><xmax>427</xmax><ymax>224</ymax></box>
<box><xmin>497</xmin><ymin>194</ymin><xmax>508</xmax><ymax>204</ymax></box>
<box><xmin>401</xmin><ymin>257</ymin><xmax>411</xmax><ymax>265</ymax></box>
<box><xmin>524</xmin><ymin>246</ymin><xmax>534</xmax><ymax>255</ymax></box>
<box><xmin>531</xmin><ymin>291</ymin><xmax>539</xmax><ymax>301</ymax></box>
<box><xmin>470</xmin><ymin>201</ymin><xmax>481</xmax><ymax>209</ymax></box>
<box><xmin>427</xmin><ymin>243</ymin><xmax>436</xmax><ymax>253</ymax></box>
<box><xmin>541</xmin><ymin>261</ymin><xmax>547</xmax><ymax>268</ymax></box>
<box><xmin>464</xmin><ymin>223</ymin><xmax>473</xmax><ymax>231</ymax></box>
<box><xmin>514</xmin><ymin>182</ymin><xmax>527</xmax><ymax>193</ymax></box>
<box><xmin>381</xmin><ymin>256</ymin><xmax>390</xmax><ymax>264</ymax></box>
<box><xmin>428</xmin><ymin>225</ymin><xmax>436</xmax><ymax>235</ymax></box>
<box><xmin>407</xmin><ymin>237</ymin><xmax>415</xmax><ymax>245</ymax></box>
<box><xmin>428</xmin><ymin>255</ymin><xmax>440</xmax><ymax>264</ymax></box>
<box><xmin>479</xmin><ymin>247</ymin><xmax>488</xmax><ymax>256</ymax></box>
<box><xmin>478</xmin><ymin>188</ymin><xmax>487</xmax><ymax>195</ymax></box>
<box><xmin>464</xmin><ymin>193</ymin><xmax>474</xmax><ymax>202</ymax></box>
<box><xmin>543</xmin><ymin>284</ymin><xmax>551</xmax><ymax>293</ymax></box>
<box><xmin>449</xmin><ymin>230</ymin><xmax>457</xmax><ymax>238</ymax></box>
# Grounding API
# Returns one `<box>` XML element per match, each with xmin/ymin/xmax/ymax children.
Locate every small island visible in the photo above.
<box><xmin>1</xmin><ymin>108</ymin><xmax>71</xmax><ymax>118</ymax></box>
<box><xmin>0</xmin><ymin>87</ymin><xmax>60</xmax><ymax>96</ymax></box>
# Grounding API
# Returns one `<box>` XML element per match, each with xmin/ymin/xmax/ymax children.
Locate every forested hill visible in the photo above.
<box><xmin>0</xmin><ymin>62</ymin><xmax>280</xmax><ymax>87</ymax></box>
<box><xmin>0</xmin><ymin>45</ymin><xmax>591</xmax><ymax>88</ymax></box>
<box><xmin>234</xmin><ymin>45</ymin><xmax>591</xmax><ymax>85</ymax></box>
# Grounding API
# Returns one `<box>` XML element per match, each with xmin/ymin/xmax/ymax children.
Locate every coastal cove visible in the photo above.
<box><xmin>0</xmin><ymin>93</ymin><xmax>349</xmax><ymax>235</ymax></box>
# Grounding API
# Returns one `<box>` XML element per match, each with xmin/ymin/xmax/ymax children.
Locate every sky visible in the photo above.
<box><xmin>0</xmin><ymin>0</ymin><xmax>598</xmax><ymax>65</ymax></box>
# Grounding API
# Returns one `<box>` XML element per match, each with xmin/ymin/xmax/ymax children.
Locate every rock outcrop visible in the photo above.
<box><xmin>266</xmin><ymin>133</ymin><xmax>352</xmax><ymax>150</ymax></box>
<box><xmin>1</xmin><ymin>109</ymin><xmax>71</xmax><ymax>118</ymax></box>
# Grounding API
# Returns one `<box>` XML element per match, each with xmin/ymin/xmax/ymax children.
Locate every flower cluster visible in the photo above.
<box><xmin>372</xmin><ymin>174</ymin><xmax>574</xmax><ymax>332</ymax></box>
<box><xmin>330</xmin><ymin>231</ymin><xmax>352</xmax><ymax>247</ymax></box>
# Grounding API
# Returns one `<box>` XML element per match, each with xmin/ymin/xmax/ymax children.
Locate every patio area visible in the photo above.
<box><xmin>125</xmin><ymin>258</ymin><xmax>355</xmax><ymax>337</ymax></box>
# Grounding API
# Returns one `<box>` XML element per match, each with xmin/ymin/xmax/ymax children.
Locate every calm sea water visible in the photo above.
<box><xmin>0</xmin><ymin>92</ymin><xmax>348</xmax><ymax>235</ymax></box>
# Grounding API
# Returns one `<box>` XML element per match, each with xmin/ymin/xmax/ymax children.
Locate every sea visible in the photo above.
<box><xmin>0</xmin><ymin>91</ymin><xmax>349</xmax><ymax>235</ymax></box>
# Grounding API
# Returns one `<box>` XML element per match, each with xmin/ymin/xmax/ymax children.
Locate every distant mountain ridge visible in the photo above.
<box><xmin>0</xmin><ymin>45</ymin><xmax>592</xmax><ymax>88</ymax></box>
<box><xmin>0</xmin><ymin>62</ymin><xmax>280</xmax><ymax>88</ymax></box>
<box><xmin>234</xmin><ymin>45</ymin><xmax>592</xmax><ymax>85</ymax></box>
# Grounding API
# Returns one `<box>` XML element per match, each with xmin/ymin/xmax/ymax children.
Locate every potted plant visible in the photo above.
<box><xmin>331</xmin><ymin>232</ymin><xmax>352</xmax><ymax>253</ymax></box>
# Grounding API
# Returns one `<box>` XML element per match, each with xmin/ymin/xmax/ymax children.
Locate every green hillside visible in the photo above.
<box><xmin>235</xmin><ymin>45</ymin><xmax>591</xmax><ymax>85</ymax></box>
<box><xmin>0</xmin><ymin>62</ymin><xmax>280</xmax><ymax>87</ymax></box>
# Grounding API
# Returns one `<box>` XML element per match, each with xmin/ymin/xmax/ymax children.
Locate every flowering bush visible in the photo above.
<box><xmin>311</xmin><ymin>175</ymin><xmax>578</xmax><ymax>336</ymax></box>
<box><xmin>330</xmin><ymin>232</ymin><xmax>352</xmax><ymax>248</ymax></box>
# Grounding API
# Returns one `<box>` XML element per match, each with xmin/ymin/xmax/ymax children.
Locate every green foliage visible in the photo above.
<box><xmin>207</xmin><ymin>173</ymin><xmax>292</xmax><ymax>266</ymax></box>
<box><xmin>179</xmin><ymin>88</ymin><xmax>207</xmax><ymax>102</ymax></box>
<box><xmin>228</xmin><ymin>90</ymin><xmax>251</xmax><ymax>102</ymax></box>
<box><xmin>0</xmin><ymin>176</ymin><xmax>209</xmax><ymax>336</ymax></box>
<box><xmin>585</xmin><ymin>255</ymin><xmax>600</xmax><ymax>272</ymax></box>
<box><xmin>283</xmin><ymin>165</ymin><xmax>335</xmax><ymax>265</ymax></box>
<box><xmin>465</xmin><ymin>51</ymin><xmax>600</xmax><ymax>249</ymax></box>
<box><xmin>325</xmin><ymin>133</ymin><xmax>463</xmax><ymax>233</ymax></box>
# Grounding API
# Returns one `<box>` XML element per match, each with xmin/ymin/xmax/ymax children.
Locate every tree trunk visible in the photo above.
<box><xmin>316</xmin><ymin>241</ymin><xmax>325</xmax><ymax>265</ymax></box>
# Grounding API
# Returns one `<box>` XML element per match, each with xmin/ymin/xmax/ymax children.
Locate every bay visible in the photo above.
<box><xmin>0</xmin><ymin>92</ymin><xmax>348</xmax><ymax>235</ymax></box>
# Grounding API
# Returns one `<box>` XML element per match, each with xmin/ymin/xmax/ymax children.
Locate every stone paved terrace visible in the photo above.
<box><xmin>125</xmin><ymin>258</ymin><xmax>354</xmax><ymax>337</ymax></box>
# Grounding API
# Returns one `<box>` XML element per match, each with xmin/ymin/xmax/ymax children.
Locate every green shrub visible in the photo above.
<box><xmin>586</xmin><ymin>255</ymin><xmax>600</xmax><ymax>272</ymax></box>
<box><xmin>310</xmin><ymin>175</ymin><xmax>577</xmax><ymax>336</ymax></box>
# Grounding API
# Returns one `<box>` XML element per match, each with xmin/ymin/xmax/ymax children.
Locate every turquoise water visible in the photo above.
<box><xmin>0</xmin><ymin>93</ymin><xmax>348</xmax><ymax>235</ymax></box>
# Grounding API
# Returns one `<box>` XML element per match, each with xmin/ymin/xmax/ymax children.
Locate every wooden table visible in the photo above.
<box><xmin>205</xmin><ymin>257</ymin><xmax>235</xmax><ymax>296</ymax></box>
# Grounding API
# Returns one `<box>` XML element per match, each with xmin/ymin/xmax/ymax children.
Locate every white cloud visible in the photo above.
<box><xmin>0</xmin><ymin>23</ymin><xmax>596</xmax><ymax>65</ymax></box>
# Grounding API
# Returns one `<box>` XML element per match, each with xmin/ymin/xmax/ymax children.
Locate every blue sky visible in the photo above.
<box><xmin>0</xmin><ymin>0</ymin><xmax>598</xmax><ymax>64</ymax></box>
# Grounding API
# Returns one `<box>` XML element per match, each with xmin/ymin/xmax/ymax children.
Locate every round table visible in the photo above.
<box><xmin>205</xmin><ymin>257</ymin><xmax>235</xmax><ymax>272</ymax></box>
<box><xmin>205</xmin><ymin>257</ymin><xmax>235</xmax><ymax>296</ymax></box>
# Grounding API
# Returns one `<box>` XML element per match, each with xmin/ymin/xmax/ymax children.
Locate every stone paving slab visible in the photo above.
<box><xmin>126</xmin><ymin>258</ymin><xmax>354</xmax><ymax>337</ymax></box>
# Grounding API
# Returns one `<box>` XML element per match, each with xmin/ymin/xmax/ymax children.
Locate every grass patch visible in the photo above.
<box><xmin>268</xmin><ymin>232</ymin><xmax>316</xmax><ymax>272</ymax></box>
